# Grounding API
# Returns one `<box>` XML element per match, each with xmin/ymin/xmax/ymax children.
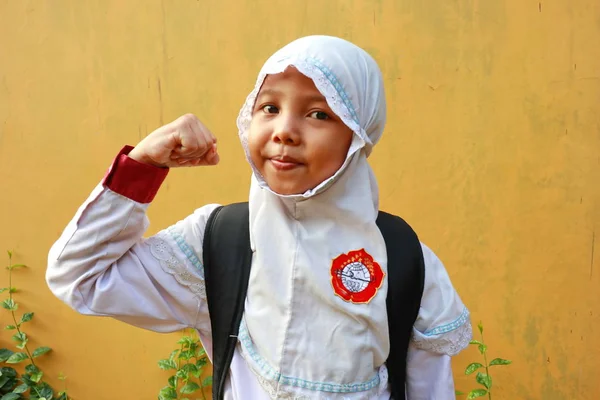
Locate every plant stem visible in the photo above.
<box><xmin>176</xmin><ymin>343</ymin><xmax>184</xmax><ymax>398</ymax></box>
<box><xmin>193</xmin><ymin>354</ymin><xmax>207</xmax><ymax>400</ymax></box>
<box><xmin>7</xmin><ymin>255</ymin><xmax>36</xmax><ymax>367</ymax></box>
<box><xmin>481</xmin><ymin>330</ymin><xmax>491</xmax><ymax>400</ymax></box>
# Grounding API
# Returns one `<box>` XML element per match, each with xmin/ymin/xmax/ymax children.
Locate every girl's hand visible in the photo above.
<box><xmin>128</xmin><ymin>114</ymin><xmax>220</xmax><ymax>168</ymax></box>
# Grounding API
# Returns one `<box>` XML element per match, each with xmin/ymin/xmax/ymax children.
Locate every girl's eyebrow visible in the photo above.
<box><xmin>257</xmin><ymin>88</ymin><xmax>327</xmax><ymax>104</ymax></box>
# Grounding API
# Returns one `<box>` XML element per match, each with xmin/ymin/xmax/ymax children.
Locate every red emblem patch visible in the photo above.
<box><xmin>330</xmin><ymin>249</ymin><xmax>385</xmax><ymax>304</ymax></box>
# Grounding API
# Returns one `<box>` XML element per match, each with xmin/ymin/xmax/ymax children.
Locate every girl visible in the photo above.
<box><xmin>47</xmin><ymin>35</ymin><xmax>471</xmax><ymax>399</ymax></box>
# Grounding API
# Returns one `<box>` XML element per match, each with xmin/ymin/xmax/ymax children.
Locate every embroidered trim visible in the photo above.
<box><xmin>305</xmin><ymin>57</ymin><xmax>359</xmax><ymax>124</ymax></box>
<box><xmin>166</xmin><ymin>226</ymin><xmax>205</xmax><ymax>279</ymax></box>
<box><xmin>411</xmin><ymin>308</ymin><xmax>473</xmax><ymax>357</ymax></box>
<box><xmin>238</xmin><ymin>320</ymin><xmax>381</xmax><ymax>394</ymax></box>
<box><xmin>147</xmin><ymin>232</ymin><xmax>206</xmax><ymax>300</ymax></box>
<box><xmin>423</xmin><ymin>306</ymin><xmax>470</xmax><ymax>337</ymax></box>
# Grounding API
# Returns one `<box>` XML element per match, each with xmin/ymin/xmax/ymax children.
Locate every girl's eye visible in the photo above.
<box><xmin>309</xmin><ymin>111</ymin><xmax>329</xmax><ymax>120</ymax></box>
<box><xmin>262</xmin><ymin>105</ymin><xmax>279</xmax><ymax>114</ymax></box>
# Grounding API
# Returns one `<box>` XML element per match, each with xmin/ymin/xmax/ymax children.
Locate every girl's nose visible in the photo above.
<box><xmin>272</xmin><ymin>115</ymin><xmax>301</xmax><ymax>145</ymax></box>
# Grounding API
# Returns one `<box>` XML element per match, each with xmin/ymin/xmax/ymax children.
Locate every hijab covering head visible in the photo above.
<box><xmin>235</xmin><ymin>36</ymin><xmax>392</xmax><ymax>399</ymax></box>
<box><xmin>237</xmin><ymin>35</ymin><xmax>387</xmax><ymax>198</ymax></box>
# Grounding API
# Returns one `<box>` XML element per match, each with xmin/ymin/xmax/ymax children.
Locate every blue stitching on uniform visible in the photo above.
<box><xmin>166</xmin><ymin>226</ymin><xmax>205</xmax><ymax>279</ymax></box>
<box><xmin>238</xmin><ymin>321</ymin><xmax>380</xmax><ymax>393</ymax></box>
<box><xmin>305</xmin><ymin>57</ymin><xmax>360</xmax><ymax>125</ymax></box>
<box><xmin>423</xmin><ymin>307</ymin><xmax>470</xmax><ymax>337</ymax></box>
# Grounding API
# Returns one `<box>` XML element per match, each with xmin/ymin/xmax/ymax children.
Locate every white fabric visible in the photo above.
<box><xmin>47</xmin><ymin>185</ymin><xmax>469</xmax><ymax>399</ymax></box>
<box><xmin>234</xmin><ymin>35</ymin><xmax>466</xmax><ymax>399</ymax></box>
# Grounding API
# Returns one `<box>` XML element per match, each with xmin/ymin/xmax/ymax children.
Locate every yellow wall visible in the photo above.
<box><xmin>1</xmin><ymin>1</ymin><xmax>599</xmax><ymax>399</ymax></box>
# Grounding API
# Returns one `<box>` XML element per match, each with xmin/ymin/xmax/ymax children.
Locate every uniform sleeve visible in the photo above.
<box><xmin>405</xmin><ymin>243</ymin><xmax>472</xmax><ymax>399</ymax></box>
<box><xmin>46</xmin><ymin>145</ymin><xmax>219</xmax><ymax>336</ymax></box>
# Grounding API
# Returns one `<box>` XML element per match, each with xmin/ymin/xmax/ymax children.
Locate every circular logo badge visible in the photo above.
<box><xmin>330</xmin><ymin>249</ymin><xmax>385</xmax><ymax>304</ymax></box>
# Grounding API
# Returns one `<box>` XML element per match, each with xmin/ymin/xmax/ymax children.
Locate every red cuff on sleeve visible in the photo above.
<box><xmin>102</xmin><ymin>145</ymin><xmax>169</xmax><ymax>203</ymax></box>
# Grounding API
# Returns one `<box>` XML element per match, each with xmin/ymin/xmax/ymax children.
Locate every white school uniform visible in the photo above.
<box><xmin>47</xmin><ymin>36</ymin><xmax>471</xmax><ymax>399</ymax></box>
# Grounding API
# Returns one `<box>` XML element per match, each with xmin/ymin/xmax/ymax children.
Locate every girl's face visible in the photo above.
<box><xmin>248</xmin><ymin>67</ymin><xmax>353</xmax><ymax>195</ymax></box>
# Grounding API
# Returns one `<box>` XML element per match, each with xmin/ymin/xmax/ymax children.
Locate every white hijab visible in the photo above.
<box><xmin>236</xmin><ymin>36</ymin><xmax>390</xmax><ymax>399</ymax></box>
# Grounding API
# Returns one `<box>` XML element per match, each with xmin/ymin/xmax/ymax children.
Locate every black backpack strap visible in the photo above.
<box><xmin>202</xmin><ymin>202</ymin><xmax>251</xmax><ymax>400</ymax></box>
<box><xmin>376</xmin><ymin>211</ymin><xmax>425</xmax><ymax>400</ymax></box>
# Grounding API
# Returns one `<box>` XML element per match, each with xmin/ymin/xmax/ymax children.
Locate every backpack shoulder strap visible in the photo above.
<box><xmin>202</xmin><ymin>202</ymin><xmax>251</xmax><ymax>400</ymax></box>
<box><xmin>376</xmin><ymin>211</ymin><xmax>425</xmax><ymax>400</ymax></box>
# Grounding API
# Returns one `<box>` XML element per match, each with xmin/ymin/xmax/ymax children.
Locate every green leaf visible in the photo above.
<box><xmin>0</xmin><ymin>376</ymin><xmax>10</xmax><ymax>391</ymax></box>
<box><xmin>1</xmin><ymin>299</ymin><xmax>17</xmax><ymax>311</ymax></box>
<box><xmin>477</xmin><ymin>321</ymin><xmax>484</xmax><ymax>334</ymax></box>
<box><xmin>0</xmin><ymin>367</ymin><xmax>18</xmax><ymax>394</ymax></box>
<box><xmin>20</xmin><ymin>312</ymin><xmax>34</xmax><ymax>324</ymax></box>
<box><xmin>0</xmin><ymin>288</ymin><xmax>7</xmax><ymax>294</ymax></box>
<box><xmin>467</xmin><ymin>389</ymin><xmax>488</xmax><ymax>399</ymax></box>
<box><xmin>0</xmin><ymin>367</ymin><xmax>18</xmax><ymax>379</ymax></box>
<box><xmin>469</xmin><ymin>340</ymin><xmax>483</xmax><ymax>345</ymax></box>
<box><xmin>5</xmin><ymin>325</ymin><xmax>16</xmax><ymax>330</ymax></box>
<box><xmin>177</xmin><ymin>336</ymin><xmax>194</xmax><ymax>346</ymax></box>
<box><xmin>30</xmin><ymin>371</ymin><xmax>43</xmax><ymax>383</ymax></box>
<box><xmin>0</xmin><ymin>349</ymin><xmax>14</xmax><ymax>362</ymax></box>
<box><xmin>32</xmin><ymin>382</ymin><xmax>53</xmax><ymax>399</ymax></box>
<box><xmin>196</xmin><ymin>357</ymin><xmax>208</xmax><ymax>368</ymax></box>
<box><xmin>179</xmin><ymin>381</ymin><xmax>200</xmax><ymax>394</ymax></box>
<box><xmin>455</xmin><ymin>390</ymin><xmax>466</xmax><ymax>395</ymax></box>
<box><xmin>478</xmin><ymin>344</ymin><xmax>488</xmax><ymax>355</ymax></box>
<box><xmin>20</xmin><ymin>374</ymin><xmax>36</xmax><ymax>387</ymax></box>
<box><xmin>188</xmin><ymin>342</ymin><xmax>198</xmax><ymax>354</ymax></box>
<box><xmin>158</xmin><ymin>359</ymin><xmax>178</xmax><ymax>370</ymax></box>
<box><xmin>8</xmin><ymin>288</ymin><xmax>16</xmax><ymax>294</ymax></box>
<box><xmin>168</xmin><ymin>350</ymin><xmax>178</xmax><ymax>361</ymax></box>
<box><xmin>158</xmin><ymin>386</ymin><xmax>177</xmax><ymax>400</ymax></box>
<box><xmin>25</xmin><ymin>364</ymin><xmax>40</xmax><ymax>375</ymax></box>
<box><xmin>181</xmin><ymin>363</ymin><xmax>200</xmax><ymax>379</ymax></box>
<box><xmin>12</xmin><ymin>332</ymin><xmax>28</xmax><ymax>349</ymax></box>
<box><xmin>197</xmin><ymin>347</ymin><xmax>206</xmax><ymax>357</ymax></box>
<box><xmin>12</xmin><ymin>383</ymin><xmax>29</xmax><ymax>393</ymax></box>
<box><xmin>490</xmin><ymin>358</ymin><xmax>512</xmax><ymax>366</ymax></box>
<box><xmin>8</xmin><ymin>264</ymin><xmax>26</xmax><ymax>270</ymax></box>
<box><xmin>58</xmin><ymin>372</ymin><xmax>67</xmax><ymax>381</ymax></box>
<box><xmin>175</xmin><ymin>369</ymin><xmax>188</xmax><ymax>380</ymax></box>
<box><xmin>178</xmin><ymin>349</ymin><xmax>195</xmax><ymax>361</ymax></box>
<box><xmin>7</xmin><ymin>250</ymin><xmax>12</xmax><ymax>258</ymax></box>
<box><xmin>32</xmin><ymin>347</ymin><xmax>51</xmax><ymax>358</ymax></box>
<box><xmin>465</xmin><ymin>362</ymin><xmax>484</xmax><ymax>375</ymax></box>
<box><xmin>167</xmin><ymin>375</ymin><xmax>176</xmax><ymax>388</ymax></box>
<box><xmin>476</xmin><ymin>372</ymin><xmax>492</xmax><ymax>389</ymax></box>
<box><xmin>181</xmin><ymin>364</ymin><xmax>198</xmax><ymax>374</ymax></box>
<box><xmin>26</xmin><ymin>364</ymin><xmax>43</xmax><ymax>383</ymax></box>
<box><xmin>6</xmin><ymin>352</ymin><xmax>28</xmax><ymax>364</ymax></box>
<box><xmin>202</xmin><ymin>376</ymin><xmax>213</xmax><ymax>387</ymax></box>
<box><xmin>1</xmin><ymin>393</ymin><xmax>21</xmax><ymax>400</ymax></box>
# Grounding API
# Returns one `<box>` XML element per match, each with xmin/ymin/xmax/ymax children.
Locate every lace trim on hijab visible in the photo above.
<box><xmin>237</xmin><ymin>319</ymin><xmax>385</xmax><ymax>399</ymax></box>
<box><xmin>236</xmin><ymin>57</ymin><xmax>370</xmax><ymax>199</ymax></box>
<box><xmin>411</xmin><ymin>307</ymin><xmax>473</xmax><ymax>356</ymax></box>
<box><xmin>146</xmin><ymin>229</ymin><xmax>207</xmax><ymax>300</ymax></box>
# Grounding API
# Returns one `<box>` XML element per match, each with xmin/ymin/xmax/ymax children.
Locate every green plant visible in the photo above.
<box><xmin>158</xmin><ymin>329</ymin><xmax>212</xmax><ymax>400</ymax></box>
<box><xmin>456</xmin><ymin>321</ymin><xmax>512</xmax><ymax>400</ymax></box>
<box><xmin>1</xmin><ymin>251</ymin><xmax>71</xmax><ymax>400</ymax></box>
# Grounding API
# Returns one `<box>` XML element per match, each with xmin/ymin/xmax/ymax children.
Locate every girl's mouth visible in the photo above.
<box><xmin>269</xmin><ymin>156</ymin><xmax>303</xmax><ymax>171</ymax></box>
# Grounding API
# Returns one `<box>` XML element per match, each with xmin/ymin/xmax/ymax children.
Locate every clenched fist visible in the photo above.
<box><xmin>128</xmin><ymin>114</ymin><xmax>220</xmax><ymax>168</ymax></box>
